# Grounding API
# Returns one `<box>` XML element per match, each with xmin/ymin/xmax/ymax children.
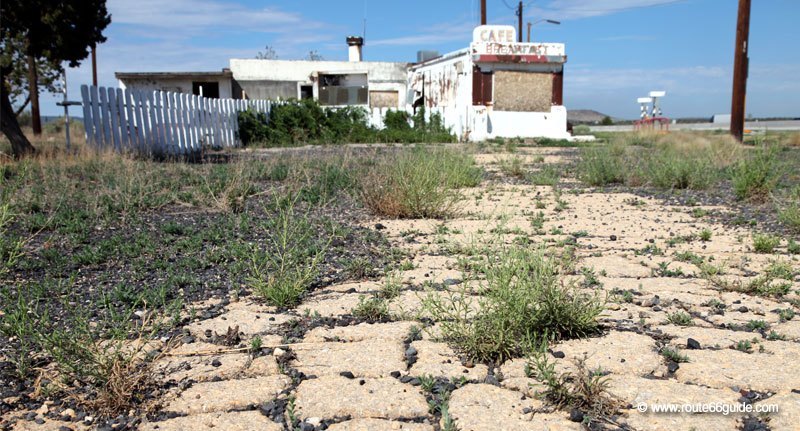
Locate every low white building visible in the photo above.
<box><xmin>115</xmin><ymin>28</ymin><xmax>571</xmax><ymax>141</ymax></box>
<box><xmin>409</xmin><ymin>25</ymin><xmax>569</xmax><ymax>141</ymax></box>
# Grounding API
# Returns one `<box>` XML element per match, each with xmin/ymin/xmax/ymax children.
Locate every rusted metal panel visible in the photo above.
<box><xmin>472</xmin><ymin>66</ymin><xmax>493</xmax><ymax>106</ymax></box>
<box><xmin>552</xmin><ymin>70</ymin><xmax>563</xmax><ymax>106</ymax></box>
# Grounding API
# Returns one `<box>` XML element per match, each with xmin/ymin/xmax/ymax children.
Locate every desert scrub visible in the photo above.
<box><xmin>777</xmin><ymin>186</ymin><xmax>800</xmax><ymax>232</ymax></box>
<box><xmin>752</xmin><ymin>233</ymin><xmax>780</xmax><ymax>254</ymax></box>
<box><xmin>731</xmin><ymin>145</ymin><xmax>781</xmax><ymax>201</ymax></box>
<box><xmin>578</xmin><ymin>146</ymin><xmax>625</xmax><ymax>186</ymax></box>
<box><xmin>423</xmin><ymin>245</ymin><xmax>605</xmax><ymax>362</ymax></box>
<box><xmin>498</xmin><ymin>155</ymin><xmax>526</xmax><ymax>178</ymax></box>
<box><xmin>577</xmin><ymin>132</ymin><xmax>740</xmax><ymax>189</ymax></box>
<box><xmin>526</xmin><ymin>350</ymin><xmax>622</xmax><ymax>423</ymax></box>
<box><xmin>0</xmin><ymin>279</ymin><xmax>165</xmax><ymax>415</ymax></box>
<box><xmin>248</xmin><ymin>196</ymin><xmax>330</xmax><ymax>307</ymax></box>
<box><xmin>360</xmin><ymin>147</ymin><xmax>482</xmax><ymax>218</ymax></box>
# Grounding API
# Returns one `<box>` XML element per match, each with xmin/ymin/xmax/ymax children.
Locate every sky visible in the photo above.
<box><xmin>40</xmin><ymin>0</ymin><xmax>800</xmax><ymax>119</ymax></box>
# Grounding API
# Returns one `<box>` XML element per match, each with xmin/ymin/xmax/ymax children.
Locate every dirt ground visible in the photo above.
<box><xmin>5</xmin><ymin>145</ymin><xmax>800</xmax><ymax>431</ymax></box>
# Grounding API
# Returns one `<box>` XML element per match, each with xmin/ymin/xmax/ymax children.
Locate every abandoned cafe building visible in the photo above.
<box><xmin>116</xmin><ymin>25</ymin><xmax>569</xmax><ymax>140</ymax></box>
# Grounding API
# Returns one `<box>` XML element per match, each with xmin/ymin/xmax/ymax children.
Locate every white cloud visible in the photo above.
<box><xmin>529</xmin><ymin>0</ymin><xmax>688</xmax><ymax>21</ymax></box>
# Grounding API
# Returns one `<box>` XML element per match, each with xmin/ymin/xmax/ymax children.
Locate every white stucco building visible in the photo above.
<box><xmin>116</xmin><ymin>28</ymin><xmax>570</xmax><ymax>141</ymax></box>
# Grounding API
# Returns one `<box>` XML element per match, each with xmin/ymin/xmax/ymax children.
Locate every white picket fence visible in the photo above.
<box><xmin>80</xmin><ymin>85</ymin><xmax>272</xmax><ymax>156</ymax></box>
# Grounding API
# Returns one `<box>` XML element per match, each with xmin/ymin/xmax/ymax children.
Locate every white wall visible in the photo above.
<box><xmin>230</xmin><ymin>59</ymin><xmax>409</xmax><ymax>107</ymax></box>
<box><xmin>118</xmin><ymin>77</ymin><xmax>233</xmax><ymax>99</ymax></box>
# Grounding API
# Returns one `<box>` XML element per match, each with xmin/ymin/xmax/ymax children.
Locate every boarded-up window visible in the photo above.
<box><xmin>494</xmin><ymin>71</ymin><xmax>553</xmax><ymax>112</ymax></box>
<box><xmin>369</xmin><ymin>91</ymin><xmax>399</xmax><ymax>108</ymax></box>
<box><xmin>472</xmin><ymin>66</ymin><xmax>493</xmax><ymax>106</ymax></box>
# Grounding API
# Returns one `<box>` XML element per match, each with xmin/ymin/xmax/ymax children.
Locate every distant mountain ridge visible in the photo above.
<box><xmin>567</xmin><ymin>109</ymin><xmax>615</xmax><ymax>124</ymax></box>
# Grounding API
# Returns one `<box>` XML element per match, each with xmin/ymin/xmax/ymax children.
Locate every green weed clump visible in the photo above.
<box><xmin>360</xmin><ymin>147</ymin><xmax>481</xmax><ymax>218</ymax></box>
<box><xmin>578</xmin><ymin>146</ymin><xmax>625</xmax><ymax>186</ymax></box>
<box><xmin>423</xmin><ymin>245</ymin><xmax>605</xmax><ymax>362</ymax></box>
<box><xmin>248</xmin><ymin>196</ymin><xmax>329</xmax><ymax>307</ymax></box>
<box><xmin>731</xmin><ymin>146</ymin><xmax>781</xmax><ymax>201</ymax></box>
<box><xmin>752</xmin><ymin>233</ymin><xmax>780</xmax><ymax>254</ymax></box>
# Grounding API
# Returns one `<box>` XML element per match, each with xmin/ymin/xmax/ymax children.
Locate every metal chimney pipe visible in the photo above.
<box><xmin>347</xmin><ymin>36</ymin><xmax>364</xmax><ymax>62</ymax></box>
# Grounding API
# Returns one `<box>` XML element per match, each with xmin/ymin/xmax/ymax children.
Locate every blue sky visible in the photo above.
<box><xmin>42</xmin><ymin>0</ymin><xmax>799</xmax><ymax>119</ymax></box>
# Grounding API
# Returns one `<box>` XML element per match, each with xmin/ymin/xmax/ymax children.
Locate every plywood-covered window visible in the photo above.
<box><xmin>319</xmin><ymin>73</ymin><xmax>368</xmax><ymax>106</ymax></box>
<box><xmin>494</xmin><ymin>71</ymin><xmax>553</xmax><ymax>112</ymax></box>
<box><xmin>369</xmin><ymin>91</ymin><xmax>399</xmax><ymax>108</ymax></box>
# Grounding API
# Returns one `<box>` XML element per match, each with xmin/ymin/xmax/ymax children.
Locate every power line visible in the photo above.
<box><xmin>539</xmin><ymin>0</ymin><xmax>686</xmax><ymax>15</ymax></box>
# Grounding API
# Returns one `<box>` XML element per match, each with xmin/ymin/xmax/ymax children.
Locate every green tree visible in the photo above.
<box><xmin>600</xmin><ymin>116</ymin><xmax>614</xmax><ymax>126</ymax></box>
<box><xmin>1</xmin><ymin>0</ymin><xmax>111</xmax><ymax>157</ymax></box>
<box><xmin>2</xmin><ymin>35</ymin><xmax>64</xmax><ymax>119</ymax></box>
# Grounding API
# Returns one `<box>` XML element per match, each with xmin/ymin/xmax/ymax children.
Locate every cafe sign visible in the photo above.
<box><xmin>471</xmin><ymin>25</ymin><xmax>566</xmax><ymax>64</ymax></box>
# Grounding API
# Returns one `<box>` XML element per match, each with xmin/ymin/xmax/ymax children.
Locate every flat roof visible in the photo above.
<box><xmin>115</xmin><ymin>70</ymin><xmax>233</xmax><ymax>80</ymax></box>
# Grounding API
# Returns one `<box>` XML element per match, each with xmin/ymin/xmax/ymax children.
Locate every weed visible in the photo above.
<box><xmin>636</xmin><ymin>244</ymin><xmax>664</xmax><ymax>256</ymax></box>
<box><xmin>661</xmin><ymin>347</ymin><xmax>690</xmax><ymax>363</ymax></box>
<box><xmin>528</xmin><ymin>165</ymin><xmax>561</xmax><ymax>186</ymax></box>
<box><xmin>527</xmin><ymin>350</ymin><xmax>622</xmax><ymax>421</ymax></box>
<box><xmin>423</xmin><ymin>245</ymin><xmax>604</xmax><ymax>362</ymax></box>
<box><xmin>352</xmin><ymin>295</ymin><xmax>390</xmax><ymax>321</ymax></box>
<box><xmin>498</xmin><ymin>155</ymin><xmax>526</xmax><ymax>178</ymax></box>
<box><xmin>788</xmin><ymin>239</ymin><xmax>800</xmax><ymax>255</ymax></box>
<box><xmin>578</xmin><ymin>147</ymin><xmax>624</xmax><ymax>186</ymax></box>
<box><xmin>752</xmin><ymin>234</ymin><xmax>780</xmax><ymax>254</ymax></box>
<box><xmin>667</xmin><ymin>311</ymin><xmax>694</xmax><ymax>326</ymax></box>
<box><xmin>735</xmin><ymin>340</ymin><xmax>753</xmax><ymax>353</ymax></box>
<box><xmin>360</xmin><ymin>147</ymin><xmax>481</xmax><ymax>219</ymax></box>
<box><xmin>746</xmin><ymin>320</ymin><xmax>769</xmax><ymax>332</ymax></box>
<box><xmin>248</xmin><ymin>196</ymin><xmax>329</xmax><ymax>308</ymax></box>
<box><xmin>767</xmin><ymin>331</ymin><xmax>786</xmax><ymax>341</ymax></box>
<box><xmin>731</xmin><ymin>145</ymin><xmax>780</xmax><ymax>201</ymax></box>
<box><xmin>778</xmin><ymin>308</ymin><xmax>795</xmax><ymax>322</ymax></box>
<box><xmin>673</xmin><ymin>251</ymin><xmax>704</xmax><ymax>266</ymax></box>
<box><xmin>580</xmin><ymin>267</ymin><xmax>603</xmax><ymax>288</ymax></box>
<box><xmin>699</xmin><ymin>228</ymin><xmax>712</xmax><ymax>242</ymax></box>
<box><xmin>653</xmin><ymin>262</ymin><xmax>684</xmax><ymax>278</ymax></box>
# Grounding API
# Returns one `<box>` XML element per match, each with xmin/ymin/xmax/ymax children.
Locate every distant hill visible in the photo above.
<box><xmin>568</xmin><ymin>109</ymin><xmax>616</xmax><ymax>124</ymax></box>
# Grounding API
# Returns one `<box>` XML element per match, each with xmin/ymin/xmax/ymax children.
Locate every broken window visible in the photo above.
<box><xmin>300</xmin><ymin>85</ymin><xmax>313</xmax><ymax>100</ymax></box>
<box><xmin>192</xmin><ymin>82</ymin><xmax>219</xmax><ymax>98</ymax></box>
<box><xmin>318</xmin><ymin>73</ymin><xmax>368</xmax><ymax>106</ymax></box>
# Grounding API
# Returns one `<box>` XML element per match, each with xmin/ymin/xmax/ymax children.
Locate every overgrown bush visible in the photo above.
<box><xmin>360</xmin><ymin>147</ymin><xmax>481</xmax><ymax>218</ymax></box>
<box><xmin>237</xmin><ymin>101</ymin><xmax>456</xmax><ymax>146</ymax></box>
<box><xmin>423</xmin><ymin>245</ymin><xmax>605</xmax><ymax>362</ymax></box>
<box><xmin>578</xmin><ymin>146</ymin><xmax>625</xmax><ymax>186</ymax></box>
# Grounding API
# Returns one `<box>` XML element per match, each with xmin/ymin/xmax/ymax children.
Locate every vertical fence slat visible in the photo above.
<box><xmin>107</xmin><ymin>89</ymin><xmax>122</xmax><ymax>151</ymax></box>
<box><xmin>190</xmin><ymin>95</ymin><xmax>200</xmax><ymax>150</ymax></box>
<box><xmin>80</xmin><ymin>85</ymin><xmax>94</xmax><ymax>147</ymax></box>
<box><xmin>162</xmin><ymin>91</ymin><xmax>175</xmax><ymax>156</ymax></box>
<box><xmin>125</xmin><ymin>89</ymin><xmax>139</xmax><ymax>150</ymax></box>
<box><xmin>137</xmin><ymin>90</ymin><xmax>150</xmax><ymax>153</ymax></box>
<box><xmin>89</xmin><ymin>86</ymin><xmax>103</xmax><ymax>147</ymax></box>
<box><xmin>146</xmin><ymin>91</ymin><xmax>160</xmax><ymax>156</ymax></box>
<box><xmin>174</xmin><ymin>93</ymin><xmax>185</xmax><ymax>154</ymax></box>
<box><xmin>98</xmin><ymin>87</ymin><xmax>113</xmax><ymax>148</ymax></box>
<box><xmin>116</xmin><ymin>88</ymin><xmax>129</xmax><ymax>149</ymax></box>
<box><xmin>183</xmin><ymin>93</ymin><xmax>194</xmax><ymax>152</ymax></box>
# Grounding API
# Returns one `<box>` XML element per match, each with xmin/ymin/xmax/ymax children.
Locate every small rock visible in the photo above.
<box><xmin>551</xmin><ymin>351</ymin><xmax>566</xmax><ymax>359</ymax></box>
<box><xmin>443</xmin><ymin>278</ymin><xmax>462</xmax><ymax>286</ymax></box>
<box><xmin>339</xmin><ymin>371</ymin><xmax>355</xmax><ymax>379</ymax></box>
<box><xmin>299</xmin><ymin>422</ymin><xmax>314</xmax><ymax>431</ymax></box>
<box><xmin>273</xmin><ymin>347</ymin><xmax>286</xmax><ymax>357</ymax></box>
<box><xmin>738</xmin><ymin>306</ymin><xmax>749</xmax><ymax>313</ymax></box>
<box><xmin>610</xmin><ymin>235</ymin><xmax>618</xmax><ymax>241</ymax></box>
<box><xmin>210</xmin><ymin>359</ymin><xmax>222</xmax><ymax>367</ymax></box>
<box><xmin>607</xmin><ymin>303</ymin><xmax>621</xmax><ymax>311</ymax></box>
<box><xmin>484</xmin><ymin>375</ymin><xmax>500</xmax><ymax>386</ymax></box>
<box><xmin>36</xmin><ymin>404</ymin><xmax>48</xmax><ymax>415</ymax></box>
<box><xmin>405</xmin><ymin>347</ymin><xmax>417</xmax><ymax>357</ymax></box>
<box><xmin>307</xmin><ymin>417</ymin><xmax>322</xmax><ymax>426</ymax></box>
<box><xmin>390</xmin><ymin>371</ymin><xmax>401</xmax><ymax>378</ymax></box>
<box><xmin>687</xmin><ymin>338</ymin><xmax>701</xmax><ymax>350</ymax></box>
<box><xmin>374</xmin><ymin>223</ymin><xmax>386</xmax><ymax>230</ymax></box>
<box><xmin>667</xmin><ymin>361</ymin><xmax>680</xmax><ymax>373</ymax></box>
<box><xmin>569</xmin><ymin>408</ymin><xmax>584</xmax><ymax>422</ymax></box>
<box><xmin>62</xmin><ymin>408</ymin><xmax>76</xmax><ymax>419</ymax></box>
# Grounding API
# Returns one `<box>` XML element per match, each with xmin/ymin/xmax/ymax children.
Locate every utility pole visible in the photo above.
<box><xmin>730</xmin><ymin>0</ymin><xmax>751</xmax><ymax>142</ymax></box>
<box><xmin>527</xmin><ymin>22</ymin><xmax>532</xmax><ymax>42</ymax></box>
<box><xmin>481</xmin><ymin>0</ymin><xmax>487</xmax><ymax>25</ymax></box>
<box><xmin>517</xmin><ymin>2</ymin><xmax>524</xmax><ymax>42</ymax></box>
<box><xmin>91</xmin><ymin>45</ymin><xmax>98</xmax><ymax>86</ymax></box>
